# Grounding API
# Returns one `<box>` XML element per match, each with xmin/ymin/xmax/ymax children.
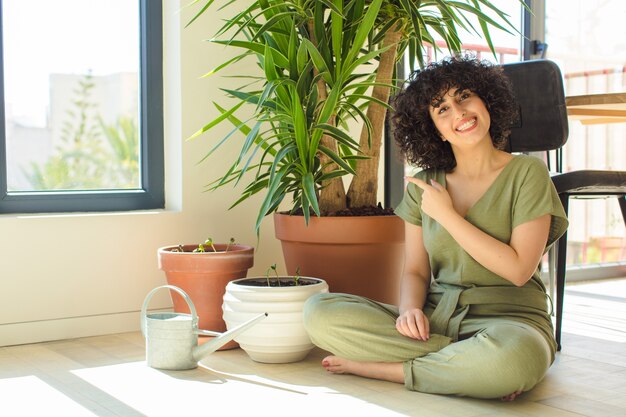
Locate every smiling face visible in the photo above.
<box><xmin>429</xmin><ymin>87</ymin><xmax>492</xmax><ymax>149</ymax></box>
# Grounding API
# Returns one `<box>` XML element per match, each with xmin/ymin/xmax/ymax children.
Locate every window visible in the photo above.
<box><xmin>0</xmin><ymin>0</ymin><xmax>163</xmax><ymax>213</ymax></box>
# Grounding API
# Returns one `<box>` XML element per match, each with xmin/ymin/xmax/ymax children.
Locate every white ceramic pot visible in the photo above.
<box><xmin>222</xmin><ymin>276</ymin><xmax>329</xmax><ymax>363</ymax></box>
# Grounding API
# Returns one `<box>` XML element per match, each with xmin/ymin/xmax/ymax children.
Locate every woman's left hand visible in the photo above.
<box><xmin>405</xmin><ymin>177</ymin><xmax>455</xmax><ymax>222</ymax></box>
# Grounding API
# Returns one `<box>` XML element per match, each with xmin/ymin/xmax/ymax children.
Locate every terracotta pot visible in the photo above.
<box><xmin>223</xmin><ymin>276</ymin><xmax>329</xmax><ymax>363</ymax></box>
<box><xmin>157</xmin><ymin>243</ymin><xmax>254</xmax><ymax>350</ymax></box>
<box><xmin>274</xmin><ymin>213</ymin><xmax>405</xmax><ymax>304</ymax></box>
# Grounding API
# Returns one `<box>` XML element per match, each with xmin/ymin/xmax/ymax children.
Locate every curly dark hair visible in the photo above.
<box><xmin>390</xmin><ymin>55</ymin><xmax>517</xmax><ymax>171</ymax></box>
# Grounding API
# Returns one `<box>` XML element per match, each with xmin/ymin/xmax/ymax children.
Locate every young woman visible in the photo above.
<box><xmin>303</xmin><ymin>56</ymin><xmax>568</xmax><ymax>401</ymax></box>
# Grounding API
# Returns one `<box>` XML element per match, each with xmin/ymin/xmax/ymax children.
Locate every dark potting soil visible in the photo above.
<box><xmin>287</xmin><ymin>203</ymin><xmax>395</xmax><ymax>217</ymax></box>
<box><xmin>237</xmin><ymin>278</ymin><xmax>320</xmax><ymax>287</ymax></box>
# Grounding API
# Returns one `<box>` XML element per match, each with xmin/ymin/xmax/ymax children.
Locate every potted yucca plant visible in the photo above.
<box><xmin>187</xmin><ymin>0</ymin><xmax>521</xmax><ymax>303</ymax></box>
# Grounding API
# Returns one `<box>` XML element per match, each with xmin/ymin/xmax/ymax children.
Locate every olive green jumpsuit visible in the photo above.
<box><xmin>303</xmin><ymin>155</ymin><xmax>568</xmax><ymax>398</ymax></box>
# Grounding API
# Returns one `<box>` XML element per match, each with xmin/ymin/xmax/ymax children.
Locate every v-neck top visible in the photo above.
<box><xmin>395</xmin><ymin>154</ymin><xmax>568</xmax><ymax>350</ymax></box>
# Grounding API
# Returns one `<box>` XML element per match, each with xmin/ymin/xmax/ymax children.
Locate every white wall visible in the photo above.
<box><xmin>0</xmin><ymin>0</ymin><xmax>284</xmax><ymax>346</ymax></box>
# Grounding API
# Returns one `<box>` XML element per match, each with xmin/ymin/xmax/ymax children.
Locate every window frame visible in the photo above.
<box><xmin>0</xmin><ymin>0</ymin><xmax>164</xmax><ymax>214</ymax></box>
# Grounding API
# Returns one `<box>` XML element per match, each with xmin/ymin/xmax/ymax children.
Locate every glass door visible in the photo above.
<box><xmin>543</xmin><ymin>0</ymin><xmax>626</xmax><ymax>272</ymax></box>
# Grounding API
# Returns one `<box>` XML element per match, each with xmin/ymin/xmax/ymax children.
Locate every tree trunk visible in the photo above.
<box><xmin>346</xmin><ymin>28</ymin><xmax>402</xmax><ymax>209</ymax></box>
<box><xmin>307</xmin><ymin>21</ymin><xmax>347</xmax><ymax>214</ymax></box>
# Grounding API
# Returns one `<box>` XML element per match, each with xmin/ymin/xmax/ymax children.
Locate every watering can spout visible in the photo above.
<box><xmin>193</xmin><ymin>312</ymin><xmax>267</xmax><ymax>361</ymax></box>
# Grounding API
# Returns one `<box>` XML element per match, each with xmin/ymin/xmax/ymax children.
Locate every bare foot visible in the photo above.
<box><xmin>321</xmin><ymin>355</ymin><xmax>404</xmax><ymax>383</ymax></box>
<box><xmin>501</xmin><ymin>390</ymin><xmax>523</xmax><ymax>402</ymax></box>
<box><xmin>321</xmin><ymin>356</ymin><xmax>353</xmax><ymax>374</ymax></box>
<box><xmin>322</xmin><ymin>356</ymin><xmax>523</xmax><ymax>400</ymax></box>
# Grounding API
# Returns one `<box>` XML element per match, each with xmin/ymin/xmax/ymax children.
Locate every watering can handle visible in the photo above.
<box><xmin>140</xmin><ymin>285</ymin><xmax>198</xmax><ymax>337</ymax></box>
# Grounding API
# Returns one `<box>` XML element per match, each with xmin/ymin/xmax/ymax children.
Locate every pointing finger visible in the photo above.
<box><xmin>405</xmin><ymin>176</ymin><xmax>429</xmax><ymax>190</ymax></box>
<box><xmin>429</xmin><ymin>179</ymin><xmax>444</xmax><ymax>191</ymax></box>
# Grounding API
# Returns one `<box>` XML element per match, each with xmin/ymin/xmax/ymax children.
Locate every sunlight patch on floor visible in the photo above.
<box><xmin>71</xmin><ymin>361</ymin><xmax>409</xmax><ymax>417</ymax></box>
<box><xmin>0</xmin><ymin>375</ymin><xmax>97</xmax><ymax>417</ymax></box>
<box><xmin>562</xmin><ymin>295</ymin><xmax>626</xmax><ymax>343</ymax></box>
<box><xmin>562</xmin><ymin>279</ymin><xmax>626</xmax><ymax>344</ymax></box>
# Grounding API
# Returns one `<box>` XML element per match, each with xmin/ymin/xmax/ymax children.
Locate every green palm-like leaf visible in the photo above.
<box><xmin>343</xmin><ymin>0</ymin><xmax>383</xmax><ymax>65</ymax></box>
<box><xmin>302</xmin><ymin>172</ymin><xmax>320</xmax><ymax>216</ymax></box>
<box><xmin>319</xmin><ymin>145</ymin><xmax>356</xmax><ymax>175</ymax></box>
<box><xmin>302</xmin><ymin>38</ymin><xmax>334</xmax><ymax>86</ymax></box>
<box><xmin>184</xmin><ymin>0</ymin><xmax>216</xmax><ymax>28</ymax></box>
<box><xmin>211</xmin><ymin>40</ymin><xmax>290</xmax><ymax>69</ymax></box>
<box><xmin>213</xmin><ymin>102</ymin><xmax>277</xmax><ymax>156</ymax></box>
<box><xmin>188</xmin><ymin>101</ymin><xmax>245</xmax><ymax>141</ymax></box>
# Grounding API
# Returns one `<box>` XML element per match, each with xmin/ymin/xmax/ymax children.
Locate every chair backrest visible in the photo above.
<box><xmin>502</xmin><ymin>60</ymin><xmax>569</xmax><ymax>153</ymax></box>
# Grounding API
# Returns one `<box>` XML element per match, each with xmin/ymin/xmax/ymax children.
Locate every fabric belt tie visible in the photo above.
<box><xmin>427</xmin><ymin>282</ymin><xmax>551</xmax><ymax>341</ymax></box>
<box><xmin>428</xmin><ymin>287</ymin><xmax>465</xmax><ymax>340</ymax></box>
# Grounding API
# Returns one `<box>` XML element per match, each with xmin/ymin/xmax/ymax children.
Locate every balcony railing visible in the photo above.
<box><xmin>423</xmin><ymin>40</ymin><xmax>519</xmax><ymax>64</ymax></box>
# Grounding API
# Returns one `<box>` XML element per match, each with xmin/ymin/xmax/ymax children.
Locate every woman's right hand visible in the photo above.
<box><xmin>396</xmin><ymin>308</ymin><xmax>430</xmax><ymax>341</ymax></box>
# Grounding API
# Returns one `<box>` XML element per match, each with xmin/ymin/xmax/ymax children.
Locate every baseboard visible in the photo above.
<box><xmin>540</xmin><ymin>261</ymin><xmax>626</xmax><ymax>287</ymax></box>
<box><xmin>0</xmin><ymin>307</ymin><xmax>171</xmax><ymax>347</ymax></box>
<box><xmin>565</xmin><ymin>262</ymin><xmax>626</xmax><ymax>282</ymax></box>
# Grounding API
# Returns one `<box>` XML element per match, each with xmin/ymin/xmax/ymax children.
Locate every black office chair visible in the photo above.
<box><xmin>502</xmin><ymin>60</ymin><xmax>626</xmax><ymax>350</ymax></box>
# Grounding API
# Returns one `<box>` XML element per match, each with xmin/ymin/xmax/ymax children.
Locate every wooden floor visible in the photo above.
<box><xmin>1</xmin><ymin>279</ymin><xmax>625</xmax><ymax>417</ymax></box>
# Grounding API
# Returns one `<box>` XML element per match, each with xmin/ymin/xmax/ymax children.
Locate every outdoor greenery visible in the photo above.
<box><xmin>188</xmin><ymin>0</ymin><xmax>524</xmax><ymax>232</ymax></box>
<box><xmin>24</xmin><ymin>74</ymin><xmax>139</xmax><ymax>190</ymax></box>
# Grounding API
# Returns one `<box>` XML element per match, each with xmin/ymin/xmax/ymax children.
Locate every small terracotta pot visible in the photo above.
<box><xmin>274</xmin><ymin>213</ymin><xmax>405</xmax><ymax>304</ymax></box>
<box><xmin>158</xmin><ymin>243</ymin><xmax>254</xmax><ymax>350</ymax></box>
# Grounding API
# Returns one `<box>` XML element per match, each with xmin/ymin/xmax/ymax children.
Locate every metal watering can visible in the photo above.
<box><xmin>141</xmin><ymin>285</ymin><xmax>266</xmax><ymax>370</ymax></box>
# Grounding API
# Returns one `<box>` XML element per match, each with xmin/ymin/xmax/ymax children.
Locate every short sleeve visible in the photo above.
<box><xmin>512</xmin><ymin>156</ymin><xmax>568</xmax><ymax>248</ymax></box>
<box><xmin>395</xmin><ymin>180</ymin><xmax>423</xmax><ymax>226</ymax></box>
<box><xmin>394</xmin><ymin>169</ymin><xmax>441</xmax><ymax>226</ymax></box>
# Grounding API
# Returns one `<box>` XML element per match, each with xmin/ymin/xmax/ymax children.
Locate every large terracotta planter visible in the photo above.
<box><xmin>222</xmin><ymin>276</ymin><xmax>329</xmax><ymax>363</ymax></box>
<box><xmin>157</xmin><ymin>244</ymin><xmax>254</xmax><ymax>349</ymax></box>
<box><xmin>274</xmin><ymin>213</ymin><xmax>405</xmax><ymax>304</ymax></box>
